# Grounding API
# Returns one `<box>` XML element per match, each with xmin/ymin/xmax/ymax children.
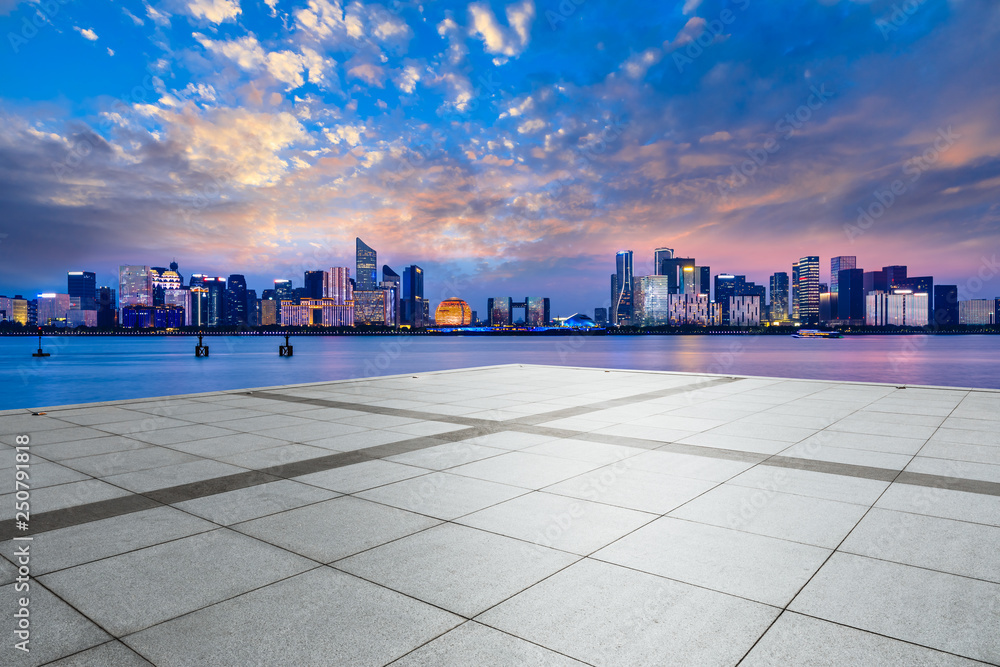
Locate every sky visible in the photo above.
<box><xmin>0</xmin><ymin>0</ymin><xmax>998</xmax><ymax>316</ymax></box>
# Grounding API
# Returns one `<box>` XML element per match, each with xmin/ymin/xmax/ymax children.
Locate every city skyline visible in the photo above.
<box><xmin>0</xmin><ymin>2</ymin><xmax>998</xmax><ymax>314</ymax></box>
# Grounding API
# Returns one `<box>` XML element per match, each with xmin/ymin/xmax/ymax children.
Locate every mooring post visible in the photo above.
<box><xmin>32</xmin><ymin>328</ymin><xmax>50</xmax><ymax>357</ymax></box>
<box><xmin>279</xmin><ymin>334</ymin><xmax>293</xmax><ymax>357</ymax></box>
<box><xmin>195</xmin><ymin>334</ymin><xmax>210</xmax><ymax>357</ymax></box>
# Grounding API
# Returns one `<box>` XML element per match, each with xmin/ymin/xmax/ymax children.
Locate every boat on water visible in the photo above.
<box><xmin>792</xmin><ymin>329</ymin><xmax>843</xmax><ymax>339</ymax></box>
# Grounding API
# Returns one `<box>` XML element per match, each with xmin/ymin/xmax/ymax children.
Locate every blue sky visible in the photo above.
<box><xmin>0</xmin><ymin>0</ymin><xmax>998</xmax><ymax>315</ymax></box>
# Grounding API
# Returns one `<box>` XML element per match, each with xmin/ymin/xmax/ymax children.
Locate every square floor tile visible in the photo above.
<box><xmin>336</xmin><ymin>522</ymin><xmax>577</xmax><ymax>617</ymax></box>
<box><xmin>668</xmin><ymin>483</ymin><xmax>868</xmax><ymax>548</ymax></box>
<box><xmin>449</xmin><ymin>452</ymin><xmax>601</xmax><ymax>490</ymax></box>
<box><xmin>45</xmin><ymin>641</ymin><xmax>155</xmax><ymax>666</ymax></box>
<box><xmin>521</xmin><ymin>439</ymin><xmax>646</xmax><ymax>465</ymax></box>
<box><xmin>174</xmin><ymin>479</ymin><xmax>339</xmax><ymax>525</ymax></box>
<box><xmin>385</xmin><ymin>441</ymin><xmax>507</xmax><ymax>470</ymax></box>
<box><xmin>124</xmin><ymin>567</ymin><xmax>461</xmax><ymax>667</ymax></box>
<box><xmin>627</xmin><ymin>449</ymin><xmax>754</xmax><ymax>482</ymax></box>
<box><xmin>876</xmin><ymin>483</ymin><xmax>1000</xmax><ymax>527</ymax></box>
<box><xmin>478</xmin><ymin>558</ymin><xmax>778</xmax><ymax>666</ymax></box>
<box><xmin>233</xmin><ymin>496</ymin><xmax>439</xmax><ymax>561</ymax></box>
<box><xmin>544</xmin><ymin>464</ymin><xmax>718</xmax><ymax>514</ymax></box>
<box><xmin>61</xmin><ymin>447</ymin><xmax>200</xmax><ymax>477</ymax></box>
<box><xmin>392</xmin><ymin>621</ymin><xmax>587</xmax><ymax>666</ymax></box>
<box><xmin>101</xmin><ymin>460</ymin><xmax>248</xmax><ymax>493</ymax></box>
<box><xmin>357</xmin><ymin>472</ymin><xmax>525</xmax><ymax>520</ymax></box>
<box><xmin>593</xmin><ymin>517</ymin><xmax>830</xmax><ymax>607</ymax></box>
<box><xmin>457</xmin><ymin>491</ymin><xmax>656</xmax><ymax>555</ymax></box>
<box><xmin>39</xmin><ymin>529</ymin><xmax>314</xmax><ymax>635</ymax></box>
<box><xmin>728</xmin><ymin>465</ymin><xmax>889</xmax><ymax>506</ymax></box>
<box><xmin>790</xmin><ymin>552</ymin><xmax>1000</xmax><ymax>664</ymax></box>
<box><xmin>295</xmin><ymin>459</ymin><xmax>427</xmax><ymax>493</ymax></box>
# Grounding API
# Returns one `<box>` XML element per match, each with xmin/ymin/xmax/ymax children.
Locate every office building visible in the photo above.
<box><xmin>820</xmin><ymin>292</ymin><xmax>838</xmax><ymax>323</ymax></box>
<box><xmin>525</xmin><ymin>297</ymin><xmax>551</xmax><ymax>326</ymax></box>
<box><xmin>837</xmin><ymin>268</ymin><xmax>866</xmax><ymax>322</ymax></box>
<box><xmin>95</xmin><ymin>287</ymin><xmax>116</xmax><ymax>328</ymax></box>
<box><xmin>246</xmin><ymin>290</ymin><xmax>259</xmax><ymax>328</ymax></box>
<box><xmin>224</xmin><ymin>275</ymin><xmax>248</xmax><ymax>326</ymax></box>
<box><xmin>666</xmin><ymin>294</ymin><xmax>717</xmax><ymax>326</ymax></box>
<box><xmin>150</xmin><ymin>266</ymin><xmax>183</xmax><ymax>306</ymax></box>
<box><xmin>633</xmin><ymin>276</ymin><xmax>672</xmax><ymax>326</ymax></box>
<box><xmin>713</xmin><ymin>275</ymin><xmax>762</xmax><ymax>325</ymax></box>
<box><xmin>197</xmin><ymin>277</ymin><xmax>225</xmax><ymax>327</ymax></box>
<box><xmin>612</xmin><ymin>250</ymin><xmax>634</xmax><ymax>325</ymax></box>
<box><xmin>356</xmin><ymin>237</ymin><xmax>378</xmax><ymax>291</ymax></box>
<box><xmin>260</xmin><ymin>298</ymin><xmax>277</xmax><ymax>326</ymax></box>
<box><xmin>729</xmin><ymin>295</ymin><xmax>761</xmax><ymax>327</ymax></box>
<box><xmin>354</xmin><ymin>290</ymin><xmax>389</xmax><ymax>326</ymax></box>
<box><xmin>280</xmin><ymin>299</ymin><xmax>354</xmax><ymax>327</ymax></box>
<box><xmin>119</xmin><ymin>265</ymin><xmax>153</xmax><ymax>322</ymax></box>
<box><xmin>933</xmin><ymin>285</ymin><xmax>959</xmax><ymax>327</ymax></box>
<box><xmin>830</xmin><ymin>256</ymin><xmax>856</xmax><ymax>296</ymax></box>
<box><xmin>866</xmin><ymin>292</ymin><xmax>929</xmax><ymax>327</ymax></box>
<box><xmin>959</xmin><ymin>299</ymin><xmax>995</xmax><ymax>325</ymax></box>
<box><xmin>594</xmin><ymin>308</ymin><xmax>608</xmax><ymax>327</ymax></box>
<box><xmin>657</xmin><ymin>256</ymin><xmax>696</xmax><ymax>294</ymax></box>
<box><xmin>382</xmin><ymin>266</ymin><xmax>401</xmax><ymax>328</ymax></box>
<box><xmin>863</xmin><ymin>270</ymin><xmax>888</xmax><ymax>297</ymax></box>
<box><xmin>769</xmin><ymin>272</ymin><xmax>790</xmax><ymax>323</ymax></box>
<box><xmin>488</xmin><ymin>297</ymin><xmax>513</xmax><ymax>327</ymax></box>
<box><xmin>653</xmin><ymin>248</ymin><xmax>674</xmax><ymax>274</ymax></box>
<box><xmin>883</xmin><ymin>265</ymin><xmax>908</xmax><ymax>287</ymax></box>
<box><xmin>402</xmin><ymin>265</ymin><xmax>425</xmax><ymax>328</ymax></box>
<box><xmin>36</xmin><ymin>293</ymin><xmax>71</xmax><ymax>326</ymax></box>
<box><xmin>272</xmin><ymin>279</ymin><xmax>294</xmax><ymax>323</ymax></box>
<box><xmin>120</xmin><ymin>305</ymin><xmax>185</xmax><ymax>329</ymax></box>
<box><xmin>164</xmin><ymin>289</ymin><xmax>192</xmax><ymax>326</ymax></box>
<box><xmin>67</xmin><ymin>271</ymin><xmax>97</xmax><ymax>311</ymax></box>
<box><xmin>324</xmin><ymin>268</ymin><xmax>353</xmax><ymax>304</ymax></box>
<box><xmin>792</xmin><ymin>256</ymin><xmax>820</xmax><ymax>324</ymax></box>
<box><xmin>435</xmin><ymin>299</ymin><xmax>473</xmax><ymax>326</ymax></box>
<box><xmin>303</xmin><ymin>271</ymin><xmax>325</xmax><ymax>299</ymax></box>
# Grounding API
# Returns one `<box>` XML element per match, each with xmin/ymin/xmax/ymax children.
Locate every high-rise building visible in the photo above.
<box><xmin>304</xmin><ymin>271</ymin><xmax>325</xmax><ymax>299</ymax></box>
<box><xmin>793</xmin><ymin>256</ymin><xmax>820</xmax><ymax>324</ymax></box>
<box><xmin>959</xmin><ymin>299</ymin><xmax>995</xmax><ymax>325</ymax></box>
<box><xmin>382</xmin><ymin>265</ymin><xmax>401</xmax><ymax>328</ymax></box>
<box><xmin>225</xmin><ymin>274</ymin><xmax>248</xmax><ymax>326</ymax></box>
<box><xmin>119</xmin><ymin>265</ymin><xmax>153</xmax><ymax>321</ymax></box>
<box><xmin>932</xmin><ymin>285</ymin><xmax>959</xmax><ymax>327</ymax></box>
<box><xmin>525</xmin><ymin>297</ymin><xmax>551</xmax><ymax>326</ymax></box>
<box><xmin>665</xmin><ymin>294</ymin><xmax>716</xmax><ymax>326</ymax></box>
<box><xmin>658</xmin><ymin>256</ymin><xmax>696</xmax><ymax>293</ymax></box>
<box><xmin>150</xmin><ymin>266</ymin><xmax>182</xmax><ymax>305</ymax></box>
<box><xmin>488</xmin><ymin>297</ymin><xmax>513</xmax><ymax>326</ymax></box>
<box><xmin>96</xmin><ymin>287</ymin><xmax>116</xmax><ymax>328</ymax></box>
<box><xmin>883</xmin><ymin>265</ymin><xmax>907</xmax><ymax>287</ymax></box>
<box><xmin>613</xmin><ymin>250</ymin><xmax>633</xmax><ymax>325</ymax></box>
<box><xmin>830</xmin><ymin>256</ymin><xmax>857</xmax><ymax>296</ymax></box>
<box><xmin>696</xmin><ymin>266</ymin><xmax>711</xmax><ymax>297</ymax></box>
<box><xmin>863</xmin><ymin>270</ymin><xmax>888</xmax><ymax>296</ymax></box>
<box><xmin>164</xmin><ymin>288</ymin><xmax>192</xmax><ymax>326</ymax></box>
<box><xmin>633</xmin><ymin>276</ymin><xmax>672</xmax><ymax>326</ymax></box>
<box><xmin>714</xmin><ymin>274</ymin><xmax>764</xmax><ymax>325</ymax></box>
<box><xmin>769</xmin><ymin>272</ymin><xmax>790</xmax><ymax>323</ymax></box>
<box><xmin>354</xmin><ymin>290</ymin><xmax>389</xmax><ymax>326</ymax></box>
<box><xmin>729</xmin><ymin>295</ymin><xmax>761</xmax><ymax>327</ymax></box>
<box><xmin>356</xmin><ymin>237</ymin><xmax>378</xmax><ymax>291</ymax></box>
<box><xmin>260</xmin><ymin>298</ymin><xmax>277</xmax><ymax>326</ymax></box>
<box><xmin>36</xmin><ymin>293</ymin><xmax>71</xmax><ymax>326</ymax></box>
<box><xmin>67</xmin><ymin>271</ymin><xmax>97</xmax><ymax>311</ymax></box>
<box><xmin>280</xmin><ymin>299</ymin><xmax>354</xmax><ymax>327</ymax></box>
<box><xmin>324</xmin><ymin>268</ymin><xmax>352</xmax><ymax>304</ymax></box>
<box><xmin>837</xmin><ymin>268</ymin><xmax>865</xmax><ymax>322</ymax></box>
<box><xmin>201</xmin><ymin>277</ymin><xmax>226</xmax><ymax>327</ymax></box>
<box><xmin>867</xmin><ymin>292</ymin><xmax>929</xmax><ymax>327</ymax></box>
<box><xmin>273</xmin><ymin>279</ymin><xmax>294</xmax><ymax>323</ymax></box>
<box><xmin>402</xmin><ymin>265</ymin><xmax>425</xmax><ymax>328</ymax></box>
<box><xmin>594</xmin><ymin>307</ymin><xmax>608</xmax><ymax>327</ymax></box>
<box><xmin>819</xmin><ymin>291</ymin><xmax>838</xmax><ymax>323</ymax></box>
<box><xmin>653</xmin><ymin>248</ymin><xmax>675</xmax><ymax>275</ymax></box>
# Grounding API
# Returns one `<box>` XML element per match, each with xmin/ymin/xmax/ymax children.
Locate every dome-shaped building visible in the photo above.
<box><xmin>435</xmin><ymin>298</ymin><xmax>473</xmax><ymax>326</ymax></box>
<box><xmin>561</xmin><ymin>313</ymin><xmax>600</xmax><ymax>328</ymax></box>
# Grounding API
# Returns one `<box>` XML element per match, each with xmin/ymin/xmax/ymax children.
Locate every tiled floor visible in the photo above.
<box><xmin>2</xmin><ymin>364</ymin><xmax>999</xmax><ymax>665</ymax></box>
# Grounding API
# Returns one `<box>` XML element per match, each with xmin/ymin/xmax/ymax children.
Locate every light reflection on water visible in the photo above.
<box><xmin>0</xmin><ymin>334</ymin><xmax>997</xmax><ymax>409</ymax></box>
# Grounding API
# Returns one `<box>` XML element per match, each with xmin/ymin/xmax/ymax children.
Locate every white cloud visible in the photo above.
<box><xmin>468</xmin><ymin>0</ymin><xmax>535</xmax><ymax>57</ymax></box>
<box><xmin>682</xmin><ymin>0</ymin><xmax>702</xmax><ymax>15</ymax></box>
<box><xmin>107</xmin><ymin>47</ymin><xmax>115</xmax><ymax>56</ymax></box>
<box><xmin>122</xmin><ymin>7</ymin><xmax>145</xmax><ymax>25</ymax></box>
<box><xmin>622</xmin><ymin>48</ymin><xmax>662</xmax><ymax>79</ymax></box>
<box><xmin>395</xmin><ymin>65</ymin><xmax>421</xmax><ymax>94</ymax></box>
<box><xmin>185</xmin><ymin>0</ymin><xmax>241</xmax><ymax>24</ymax></box>
<box><xmin>74</xmin><ymin>26</ymin><xmax>99</xmax><ymax>41</ymax></box>
<box><xmin>301</xmin><ymin>47</ymin><xmax>336</xmax><ymax>88</ymax></box>
<box><xmin>195</xmin><ymin>33</ymin><xmax>266</xmax><ymax>69</ymax></box>
<box><xmin>294</xmin><ymin>0</ymin><xmax>410</xmax><ymax>47</ymax></box>
<box><xmin>324</xmin><ymin>124</ymin><xmax>365</xmax><ymax>147</ymax></box>
<box><xmin>264</xmin><ymin>0</ymin><xmax>278</xmax><ymax>16</ymax></box>
<box><xmin>500</xmin><ymin>96</ymin><xmax>533</xmax><ymax>119</ymax></box>
<box><xmin>700</xmin><ymin>130</ymin><xmax>731</xmax><ymax>143</ymax></box>
<box><xmin>144</xmin><ymin>1</ymin><xmax>172</xmax><ymax>26</ymax></box>
<box><xmin>347</xmin><ymin>62</ymin><xmax>385</xmax><ymax>87</ymax></box>
<box><xmin>517</xmin><ymin>118</ymin><xmax>545</xmax><ymax>134</ymax></box>
<box><xmin>436</xmin><ymin>16</ymin><xmax>467</xmax><ymax>65</ymax></box>
<box><xmin>266</xmin><ymin>50</ymin><xmax>307</xmax><ymax>89</ymax></box>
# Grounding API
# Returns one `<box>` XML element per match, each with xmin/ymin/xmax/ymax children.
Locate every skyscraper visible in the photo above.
<box><xmin>653</xmin><ymin>248</ymin><xmax>675</xmax><ymax>275</ymax></box>
<box><xmin>488</xmin><ymin>297</ymin><xmax>513</xmax><ymax>326</ymax></box>
<box><xmin>769</xmin><ymin>272</ymin><xmax>790</xmax><ymax>322</ymax></box>
<box><xmin>402</xmin><ymin>265</ymin><xmax>425</xmax><ymax>328</ymax></box>
<box><xmin>356</xmin><ymin>237</ymin><xmax>378</xmax><ymax>290</ymax></box>
<box><xmin>382</xmin><ymin>265</ymin><xmax>401</xmax><ymax>328</ymax></box>
<box><xmin>119</xmin><ymin>265</ymin><xmax>153</xmax><ymax>322</ymax></box>
<box><xmin>225</xmin><ymin>274</ymin><xmax>248</xmax><ymax>326</ymax></box>
<box><xmin>714</xmin><ymin>275</ymin><xmax>739</xmax><ymax>325</ymax></box>
<box><xmin>613</xmin><ymin>250</ymin><xmax>633</xmax><ymax>325</ymax></box>
<box><xmin>830</xmin><ymin>256</ymin><xmax>857</xmax><ymax>296</ymax></box>
<box><xmin>274</xmin><ymin>279</ymin><xmax>294</xmax><ymax>323</ymax></box>
<box><xmin>96</xmin><ymin>287</ymin><xmax>116</xmax><ymax>328</ymax></box>
<box><xmin>933</xmin><ymin>285</ymin><xmax>959</xmax><ymax>327</ymax></box>
<box><xmin>324</xmin><ymin>268</ymin><xmax>352</xmax><ymax>304</ymax></box>
<box><xmin>793</xmin><ymin>256</ymin><xmax>820</xmax><ymax>324</ymax></box>
<box><xmin>837</xmin><ymin>268</ymin><xmax>865</xmax><ymax>322</ymax></box>
<box><xmin>304</xmin><ymin>271</ymin><xmax>325</xmax><ymax>299</ymax></box>
<box><xmin>202</xmin><ymin>277</ymin><xmax>226</xmax><ymax>327</ymax></box>
<box><xmin>67</xmin><ymin>271</ymin><xmax>97</xmax><ymax>311</ymax></box>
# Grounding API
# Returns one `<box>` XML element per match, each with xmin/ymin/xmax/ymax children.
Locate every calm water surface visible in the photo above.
<box><xmin>1</xmin><ymin>334</ymin><xmax>997</xmax><ymax>409</ymax></box>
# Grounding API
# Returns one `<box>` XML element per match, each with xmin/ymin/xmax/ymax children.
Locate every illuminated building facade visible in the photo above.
<box><xmin>792</xmin><ymin>256</ymin><xmax>820</xmax><ymax>324</ymax></box>
<box><xmin>769</xmin><ymin>272</ymin><xmax>790</xmax><ymax>322</ymax></box>
<box><xmin>729</xmin><ymin>295</ymin><xmax>761</xmax><ymax>327</ymax></box>
<box><xmin>356</xmin><ymin>237</ymin><xmax>378</xmax><ymax>291</ymax></box>
<box><xmin>525</xmin><ymin>297</ymin><xmax>550</xmax><ymax>326</ymax></box>
<box><xmin>633</xmin><ymin>276</ymin><xmax>672</xmax><ymax>326</ymax></box>
<box><xmin>121</xmin><ymin>305</ymin><xmax>184</xmax><ymax>329</ymax></box>
<box><xmin>279</xmin><ymin>299</ymin><xmax>354</xmax><ymax>327</ymax></box>
<box><xmin>36</xmin><ymin>293</ymin><xmax>71</xmax><ymax>326</ymax></box>
<box><xmin>830</xmin><ymin>256</ymin><xmax>856</xmax><ymax>296</ymax></box>
<box><xmin>435</xmin><ymin>298</ymin><xmax>473</xmax><ymax>326</ymax></box>
<box><xmin>611</xmin><ymin>250</ymin><xmax>633</xmax><ymax>325</ymax></box>
<box><xmin>119</xmin><ymin>265</ymin><xmax>153</xmax><ymax>322</ymax></box>
<box><xmin>164</xmin><ymin>288</ymin><xmax>193</xmax><ymax>326</ymax></box>
<box><xmin>67</xmin><ymin>271</ymin><xmax>97</xmax><ymax>311</ymax></box>
<box><xmin>402</xmin><ymin>265</ymin><xmax>425</xmax><ymax>328</ymax></box>
<box><xmin>354</xmin><ymin>290</ymin><xmax>389</xmax><ymax>325</ymax></box>
<box><xmin>488</xmin><ymin>297</ymin><xmax>513</xmax><ymax>326</ymax></box>
<box><xmin>382</xmin><ymin>266</ymin><xmax>401</xmax><ymax>328</ymax></box>
<box><xmin>260</xmin><ymin>298</ymin><xmax>277</xmax><ymax>326</ymax></box>
<box><xmin>324</xmin><ymin>268</ymin><xmax>353</xmax><ymax>304</ymax></box>
<box><xmin>666</xmin><ymin>294</ymin><xmax>716</xmax><ymax>326</ymax></box>
<box><xmin>225</xmin><ymin>274</ymin><xmax>248</xmax><ymax>326</ymax></box>
<box><xmin>866</xmin><ymin>292</ymin><xmax>930</xmax><ymax>326</ymax></box>
<box><xmin>959</xmin><ymin>299</ymin><xmax>995</xmax><ymax>325</ymax></box>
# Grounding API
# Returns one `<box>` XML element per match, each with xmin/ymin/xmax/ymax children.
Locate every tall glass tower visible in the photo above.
<box><xmin>67</xmin><ymin>271</ymin><xmax>97</xmax><ymax>311</ymax></box>
<box><xmin>356</xmin><ymin>238</ymin><xmax>378</xmax><ymax>291</ymax></box>
<box><xmin>830</xmin><ymin>256</ymin><xmax>856</xmax><ymax>296</ymax></box>
<box><xmin>769</xmin><ymin>272</ymin><xmax>790</xmax><ymax>322</ymax></box>
<box><xmin>793</xmin><ymin>256</ymin><xmax>821</xmax><ymax>324</ymax></box>
<box><xmin>613</xmin><ymin>250</ymin><xmax>634</xmax><ymax>325</ymax></box>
